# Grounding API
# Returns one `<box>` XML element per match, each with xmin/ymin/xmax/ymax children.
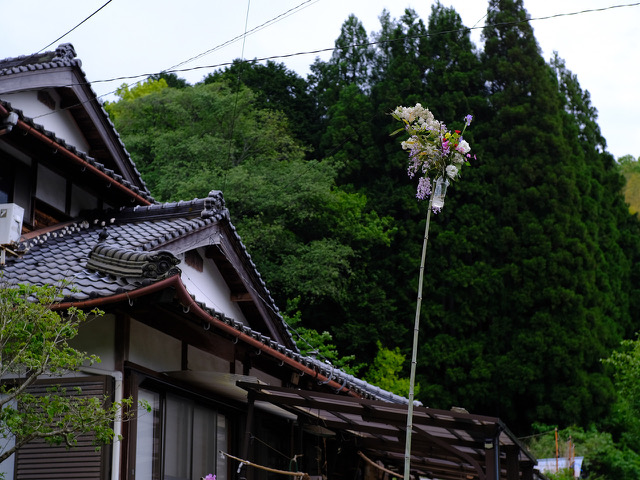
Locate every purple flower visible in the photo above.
<box><xmin>441</xmin><ymin>139</ymin><xmax>450</xmax><ymax>156</ymax></box>
<box><xmin>416</xmin><ymin>177</ymin><xmax>431</xmax><ymax>200</ymax></box>
<box><xmin>204</xmin><ymin>474</ymin><xmax>216</xmax><ymax>480</ymax></box>
<box><xmin>464</xmin><ymin>114</ymin><xmax>473</xmax><ymax>127</ymax></box>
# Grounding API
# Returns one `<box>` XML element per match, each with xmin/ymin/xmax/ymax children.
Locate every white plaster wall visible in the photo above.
<box><xmin>179</xmin><ymin>249</ymin><xmax>248</xmax><ymax>326</ymax></box>
<box><xmin>187</xmin><ymin>345</ymin><xmax>230</xmax><ymax>372</ymax></box>
<box><xmin>2</xmin><ymin>91</ymin><xmax>91</xmax><ymax>153</ymax></box>
<box><xmin>36</xmin><ymin>163</ymin><xmax>66</xmax><ymax>212</ymax></box>
<box><xmin>128</xmin><ymin>319</ymin><xmax>182</xmax><ymax>372</ymax></box>
<box><xmin>70</xmin><ymin>183</ymin><xmax>98</xmax><ymax>216</ymax></box>
<box><xmin>248</xmin><ymin>368</ymin><xmax>282</xmax><ymax>387</ymax></box>
<box><xmin>69</xmin><ymin>313</ymin><xmax>116</xmax><ymax>370</ymax></box>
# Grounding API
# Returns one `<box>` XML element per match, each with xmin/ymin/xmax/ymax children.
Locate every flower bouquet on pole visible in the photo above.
<box><xmin>391</xmin><ymin>103</ymin><xmax>473</xmax><ymax>211</ymax></box>
<box><xmin>391</xmin><ymin>104</ymin><xmax>474</xmax><ymax>480</ymax></box>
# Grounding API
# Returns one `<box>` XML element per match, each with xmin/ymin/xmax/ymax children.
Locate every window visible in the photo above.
<box><xmin>0</xmin><ymin>162</ymin><xmax>14</xmax><ymax>203</ymax></box>
<box><xmin>135</xmin><ymin>389</ymin><xmax>228</xmax><ymax>480</ymax></box>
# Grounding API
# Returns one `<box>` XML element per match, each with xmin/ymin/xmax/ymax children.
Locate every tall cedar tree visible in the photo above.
<box><xmin>416</xmin><ymin>0</ymin><xmax>630</xmax><ymax>431</ymax></box>
<box><xmin>308</xmin><ymin>15</ymin><xmax>408</xmax><ymax>354</ymax></box>
<box><xmin>551</xmin><ymin>54</ymin><xmax>640</xmax><ymax>337</ymax></box>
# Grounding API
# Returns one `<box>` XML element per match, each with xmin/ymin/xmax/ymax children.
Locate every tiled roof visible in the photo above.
<box><xmin>1</xmin><ymin>191</ymin><xmax>295</xmax><ymax>339</ymax></box>
<box><xmin>0</xmin><ymin>44</ymin><xmax>79</xmax><ymax>74</ymax></box>
<box><xmin>0</xmin><ymin>44</ymin><xmax>152</xmax><ymax>199</ymax></box>
<box><xmin>2</xmin><ymin>192</ymin><xmax>252</xmax><ymax>300</ymax></box>
<box><xmin>3</xmin><ymin>205</ymin><xmax>205</xmax><ymax>299</ymax></box>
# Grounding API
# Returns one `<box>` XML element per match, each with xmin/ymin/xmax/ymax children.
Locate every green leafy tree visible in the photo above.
<box><xmin>604</xmin><ymin>335</ymin><xmax>640</xmax><ymax>450</ymax></box>
<box><xmin>422</xmin><ymin>2</ymin><xmax>485</xmax><ymax>129</ymax></box>
<box><xmin>284</xmin><ymin>298</ymin><xmax>360</xmax><ymax>376</ymax></box>
<box><xmin>148</xmin><ymin>72</ymin><xmax>189</xmax><ymax>89</ymax></box>
<box><xmin>0</xmin><ymin>283</ymin><xmax>135</xmax><ymax>464</ymax></box>
<box><xmin>204</xmin><ymin>60</ymin><xmax>319</xmax><ymax>149</ymax></box>
<box><xmin>363</xmin><ymin>341</ymin><xmax>418</xmax><ymax>398</ymax></box>
<box><xmin>526</xmin><ymin>425</ymin><xmax>640</xmax><ymax>480</ymax></box>
<box><xmin>108</xmin><ymin>80</ymin><xmax>394</xmax><ymax>348</ymax></box>
<box><xmin>309</xmin><ymin>14</ymin><xmax>374</xmax><ymax>116</ymax></box>
<box><xmin>618</xmin><ymin>155</ymin><xmax>640</xmax><ymax>214</ymax></box>
<box><xmin>103</xmin><ymin>77</ymin><xmax>169</xmax><ymax>121</ymax></box>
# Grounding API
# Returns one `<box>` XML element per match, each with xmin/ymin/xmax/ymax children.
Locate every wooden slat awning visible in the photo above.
<box><xmin>237</xmin><ymin>382</ymin><xmax>543</xmax><ymax>480</ymax></box>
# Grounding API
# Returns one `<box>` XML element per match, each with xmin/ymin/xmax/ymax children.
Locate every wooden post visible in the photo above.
<box><xmin>239</xmin><ymin>392</ymin><xmax>255</xmax><ymax>480</ymax></box>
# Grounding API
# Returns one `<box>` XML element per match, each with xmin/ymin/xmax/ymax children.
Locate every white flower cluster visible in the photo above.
<box><xmin>392</xmin><ymin>103</ymin><xmax>441</xmax><ymax>133</ymax></box>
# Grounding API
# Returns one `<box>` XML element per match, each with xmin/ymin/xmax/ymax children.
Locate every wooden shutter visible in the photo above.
<box><xmin>14</xmin><ymin>376</ymin><xmax>112</xmax><ymax>480</ymax></box>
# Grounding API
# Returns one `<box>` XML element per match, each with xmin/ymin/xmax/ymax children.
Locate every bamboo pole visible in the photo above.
<box><xmin>220</xmin><ymin>451</ymin><xmax>309</xmax><ymax>479</ymax></box>
<box><xmin>404</xmin><ymin>192</ymin><xmax>434</xmax><ymax>480</ymax></box>
<box><xmin>358</xmin><ymin>451</ymin><xmax>401</xmax><ymax>478</ymax></box>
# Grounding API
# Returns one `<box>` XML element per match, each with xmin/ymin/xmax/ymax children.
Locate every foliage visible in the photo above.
<box><xmin>604</xmin><ymin>335</ymin><xmax>640</xmax><ymax>446</ymax></box>
<box><xmin>284</xmin><ymin>298</ymin><xmax>360</xmax><ymax>376</ymax></box>
<box><xmin>0</xmin><ymin>282</ymin><xmax>138</xmax><ymax>464</ymax></box>
<box><xmin>363</xmin><ymin>341</ymin><xmax>418</xmax><ymax>398</ymax></box>
<box><xmin>103</xmin><ymin>77</ymin><xmax>169</xmax><ymax>121</ymax></box>
<box><xmin>204</xmin><ymin>60</ymin><xmax>320</xmax><ymax>149</ymax></box>
<box><xmin>148</xmin><ymin>72</ymin><xmax>189</xmax><ymax>89</ymax></box>
<box><xmin>618</xmin><ymin>155</ymin><xmax>640</xmax><ymax>214</ymax></box>
<box><xmin>526</xmin><ymin>424</ymin><xmax>640</xmax><ymax>480</ymax></box>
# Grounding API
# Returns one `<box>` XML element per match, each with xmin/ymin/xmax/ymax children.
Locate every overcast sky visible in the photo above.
<box><xmin>2</xmin><ymin>1</ymin><xmax>638</xmax><ymax>159</ymax></box>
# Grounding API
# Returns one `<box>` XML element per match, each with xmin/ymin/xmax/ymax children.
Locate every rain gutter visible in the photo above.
<box><xmin>0</xmin><ymin>104</ymin><xmax>151</xmax><ymax>206</ymax></box>
<box><xmin>51</xmin><ymin>274</ymin><xmax>360</xmax><ymax>398</ymax></box>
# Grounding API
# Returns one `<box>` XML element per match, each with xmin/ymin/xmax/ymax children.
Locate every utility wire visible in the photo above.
<box><xmin>36</xmin><ymin>0</ymin><xmax>114</xmax><ymax>54</ymax></box>
<box><xmin>25</xmin><ymin>0</ymin><xmax>640</xmax><ymax>121</ymax></box>
<box><xmin>165</xmin><ymin>0</ymin><xmax>318</xmax><ymax>73</ymax></box>
<box><xmin>84</xmin><ymin>2</ymin><xmax>640</xmax><ymax>87</ymax></box>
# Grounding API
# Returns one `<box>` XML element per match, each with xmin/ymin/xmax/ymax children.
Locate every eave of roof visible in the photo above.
<box><xmin>51</xmin><ymin>271</ymin><xmax>414</xmax><ymax>405</ymax></box>
<box><xmin>0</xmin><ymin>100</ymin><xmax>154</xmax><ymax>206</ymax></box>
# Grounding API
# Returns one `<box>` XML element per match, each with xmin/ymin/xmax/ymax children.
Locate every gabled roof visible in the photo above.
<box><xmin>0</xmin><ymin>43</ymin><xmax>150</xmax><ymax>196</ymax></box>
<box><xmin>1</xmin><ymin>191</ymin><xmax>293</xmax><ymax>348</ymax></box>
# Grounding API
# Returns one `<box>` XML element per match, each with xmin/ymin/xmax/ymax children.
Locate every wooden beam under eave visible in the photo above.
<box><xmin>231</xmin><ymin>292</ymin><xmax>253</xmax><ymax>302</ymax></box>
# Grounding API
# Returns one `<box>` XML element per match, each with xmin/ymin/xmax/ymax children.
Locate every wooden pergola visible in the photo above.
<box><xmin>238</xmin><ymin>382</ymin><xmax>543</xmax><ymax>480</ymax></box>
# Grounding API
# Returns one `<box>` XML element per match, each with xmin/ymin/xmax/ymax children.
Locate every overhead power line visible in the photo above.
<box><xmin>165</xmin><ymin>0</ymin><xmax>319</xmax><ymax>73</ymax></box>
<box><xmin>36</xmin><ymin>0</ymin><xmax>114</xmax><ymax>54</ymax></box>
<box><xmin>25</xmin><ymin>0</ymin><xmax>640</xmax><ymax>122</ymax></box>
<box><xmin>86</xmin><ymin>1</ymin><xmax>640</xmax><ymax>87</ymax></box>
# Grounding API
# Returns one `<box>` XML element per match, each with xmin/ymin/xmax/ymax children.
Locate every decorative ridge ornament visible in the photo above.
<box><xmin>391</xmin><ymin>104</ymin><xmax>474</xmax><ymax>212</ymax></box>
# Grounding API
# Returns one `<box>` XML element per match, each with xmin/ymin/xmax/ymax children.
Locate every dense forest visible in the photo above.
<box><xmin>105</xmin><ymin>0</ymin><xmax>640</xmax><ymax>476</ymax></box>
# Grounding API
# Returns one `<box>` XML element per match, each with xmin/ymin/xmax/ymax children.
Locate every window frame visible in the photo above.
<box><xmin>126</xmin><ymin>368</ymin><xmax>235</xmax><ymax>480</ymax></box>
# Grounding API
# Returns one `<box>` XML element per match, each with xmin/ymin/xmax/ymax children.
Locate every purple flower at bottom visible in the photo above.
<box><xmin>204</xmin><ymin>474</ymin><xmax>216</xmax><ymax>480</ymax></box>
<box><xmin>416</xmin><ymin>177</ymin><xmax>431</xmax><ymax>200</ymax></box>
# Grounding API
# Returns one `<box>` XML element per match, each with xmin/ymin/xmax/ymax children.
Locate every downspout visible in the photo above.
<box><xmin>79</xmin><ymin>366</ymin><xmax>123</xmax><ymax>480</ymax></box>
<box><xmin>0</xmin><ymin>104</ymin><xmax>151</xmax><ymax>206</ymax></box>
<box><xmin>52</xmin><ymin>275</ymin><xmax>359</xmax><ymax>398</ymax></box>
